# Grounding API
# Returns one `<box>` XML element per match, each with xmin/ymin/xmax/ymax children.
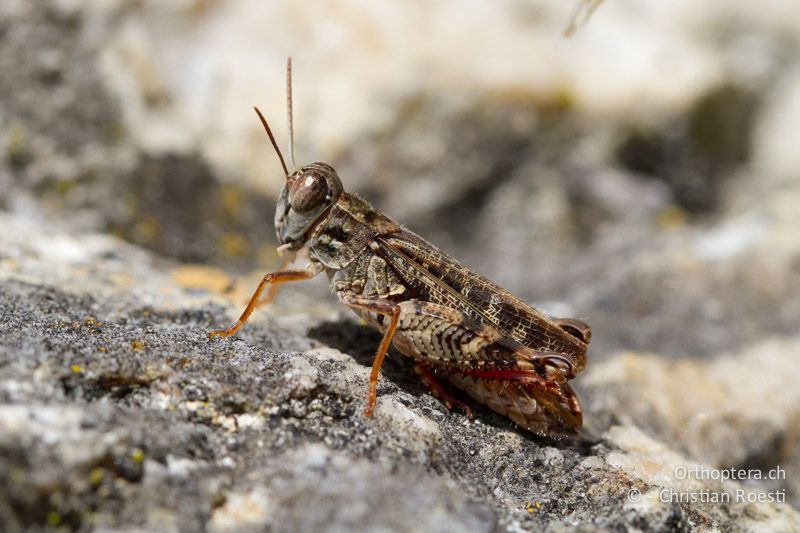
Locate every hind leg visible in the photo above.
<box><xmin>414</xmin><ymin>363</ymin><xmax>473</xmax><ymax>418</ymax></box>
<box><xmin>387</xmin><ymin>300</ymin><xmax>582</xmax><ymax>434</ymax></box>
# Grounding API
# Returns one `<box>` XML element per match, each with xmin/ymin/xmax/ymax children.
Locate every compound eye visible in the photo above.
<box><xmin>290</xmin><ymin>172</ymin><xmax>329</xmax><ymax>212</ymax></box>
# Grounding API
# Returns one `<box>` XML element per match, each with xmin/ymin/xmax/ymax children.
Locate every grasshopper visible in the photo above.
<box><xmin>210</xmin><ymin>60</ymin><xmax>590</xmax><ymax>436</ymax></box>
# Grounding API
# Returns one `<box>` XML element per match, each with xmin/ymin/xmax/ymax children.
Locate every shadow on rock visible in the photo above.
<box><xmin>307</xmin><ymin>319</ymin><xmax>601</xmax><ymax>452</ymax></box>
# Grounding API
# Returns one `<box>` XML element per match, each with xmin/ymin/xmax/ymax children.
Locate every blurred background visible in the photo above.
<box><xmin>1</xmin><ymin>0</ymin><xmax>800</xmax><ymax>525</ymax></box>
<box><xmin>3</xmin><ymin>0</ymin><xmax>799</xmax><ymax>359</ymax></box>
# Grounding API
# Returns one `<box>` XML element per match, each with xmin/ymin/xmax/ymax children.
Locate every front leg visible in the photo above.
<box><xmin>209</xmin><ymin>263</ymin><xmax>322</xmax><ymax>338</ymax></box>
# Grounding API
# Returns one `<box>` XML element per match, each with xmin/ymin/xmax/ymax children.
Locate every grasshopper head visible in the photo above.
<box><xmin>255</xmin><ymin>60</ymin><xmax>344</xmax><ymax>253</ymax></box>
<box><xmin>275</xmin><ymin>162</ymin><xmax>343</xmax><ymax>249</ymax></box>
<box><xmin>250</xmin><ymin>107</ymin><xmax>343</xmax><ymax>253</ymax></box>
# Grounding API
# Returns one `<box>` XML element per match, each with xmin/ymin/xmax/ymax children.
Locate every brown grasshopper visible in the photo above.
<box><xmin>210</xmin><ymin>60</ymin><xmax>590</xmax><ymax>436</ymax></box>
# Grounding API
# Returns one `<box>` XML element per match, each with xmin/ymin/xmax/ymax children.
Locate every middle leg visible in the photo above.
<box><xmin>340</xmin><ymin>294</ymin><xmax>401</xmax><ymax>416</ymax></box>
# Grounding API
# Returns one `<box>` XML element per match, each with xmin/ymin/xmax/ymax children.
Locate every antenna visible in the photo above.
<box><xmin>563</xmin><ymin>0</ymin><xmax>603</xmax><ymax>37</ymax></box>
<box><xmin>254</xmin><ymin>106</ymin><xmax>289</xmax><ymax>178</ymax></box>
<box><xmin>286</xmin><ymin>57</ymin><xmax>296</xmax><ymax>171</ymax></box>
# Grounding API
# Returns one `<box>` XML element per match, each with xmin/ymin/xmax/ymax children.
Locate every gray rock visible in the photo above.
<box><xmin>3</xmin><ymin>2</ymin><xmax>800</xmax><ymax>531</ymax></box>
<box><xmin>1</xmin><ymin>210</ymin><xmax>798</xmax><ymax>531</ymax></box>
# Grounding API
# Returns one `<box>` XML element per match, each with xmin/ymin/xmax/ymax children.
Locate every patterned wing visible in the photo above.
<box><xmin>375</xmin><ymin>229</ymin><xmax>586</xmax><ymax>370</ymax></box>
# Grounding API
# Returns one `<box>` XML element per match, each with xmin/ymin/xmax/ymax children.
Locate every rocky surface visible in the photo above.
<box><xmin>2</xmin><ymin>1</ymin><xmax>800</xmax><ymax>532</ymax></box>
<box><xmin>1</xmin><ymin>213</ymin><xmax>798</xmax><ymax>532</ymax></box>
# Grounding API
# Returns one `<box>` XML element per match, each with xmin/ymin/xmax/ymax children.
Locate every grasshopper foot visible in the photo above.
<box><xmin>208</xmin><ymin>325</ymin><xmax>239</xmax><ymax>339</ymax></box>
